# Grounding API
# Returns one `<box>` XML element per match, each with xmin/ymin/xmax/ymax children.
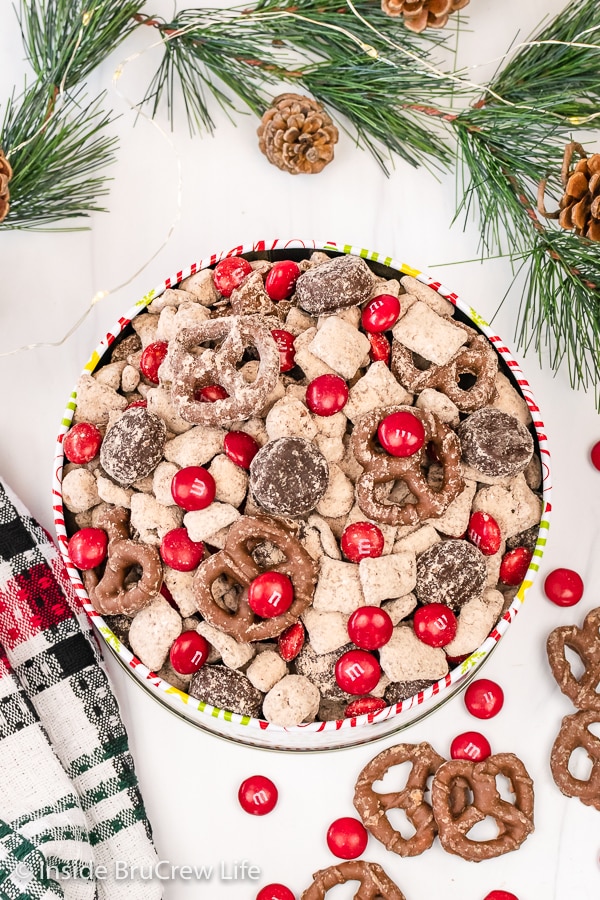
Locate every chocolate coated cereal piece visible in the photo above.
<box><xmin>383</xmin><ymin>680</ymin><xmax>435</xmax><ymax>705</ymax></box>
<box><xmin>550</xmin><ymin>709</ymin><xmax>600</xmax><ymax>809</ymax></box>
<box><xmin>353</xmin><ymin>742</ymin><xmax>445</xmax><ymax>857</ymax></box>
<box><xmin>415</xmin><ymin>540</ymin><xmax>487</xmax><ymax>611</ymax></box>
<box><xmin>100</xmin><ymin>406</ymin><xmax>166</xmax><ymax>485</ymax></box>
<box><xmin>250</xmin><ymin>436</ymin><xmax>329</xmax><ymax>518</ymax></box>
<box><xmin>457</xmin><ymin>407</ymin><xmax>534</xmax><ymax>478</ymax></box>
<box><xmin>294</xmin><ymin>255</ymin><xmax>373</xmax><ymax>315</ymax></box>
<box><xmin>188</xmin><ymin>664</ymin><xmax>263</xmax><ymax>718</ymax></box>
<box><xmin>294</xmin><ymin>641</ymin><xmax>353</xmax><ymax>701</ymax></box>
<box><xmin>301</xmin><ymin>860</ymin><xmax>407</xmax><ymax>900</ymax></box>
<box><xmin>431</xmin><ymin>753</ymin><xmax>535</xmax><ymax>861</ymax></box>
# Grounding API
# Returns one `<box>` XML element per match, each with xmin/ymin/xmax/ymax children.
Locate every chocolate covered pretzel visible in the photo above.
<box><xmin>352</xmin><ymin>405</ymin><xmax>464</xmax><ymax>526</ymax></box>
<box><xmin>550</xmin><ymin>709</ymin><xmax>600</xmax><ymax>810</ymax></box>
<box><xmin>547</xmin><ymin>607</ymin><xmax>600</xmax><ymax>711</ymax></box>
<box><xmin>300</xmin><ymin>861</ymin><xmax>407</xmax><ymax>900</ymax></box>
<box><xmin>167</xmin><ymin>314</ymin><xmax>280</xmax><ymax>425</ymax></box>
<box><xmin>82</xmin><ymin>507</ymin><xmax>163</xmax><ymax>616</ymax></box>
<box><xmin>353</xmin><ymin>742</ymin><xmax>446</xmax><ymax>857</ymax></box>
<box><xmin>431</xmin><ymin>753</ymin><xmax>534</xmax><ymax>861</ymax></box>
<box><xmin>193</xmin><ymin>515</ymin><xmax>318</xmax><ymax>641</ymax></box>
<box><xmin>391</xmin><ymin>321</ymin><xmax>497</xmax><ymax>413</ymax></box>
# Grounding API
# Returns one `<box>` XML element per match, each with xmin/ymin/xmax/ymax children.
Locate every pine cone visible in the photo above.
<box><xmin>0</xmin><ymin>147</ymin><xmax>12</xmax><ymax>224</ymax></box>
<box><xmin>538</xmin><ymin>142</ymin><xmax>600</xmax><ymax>242</ymax></box>
<box><xmin>257</xmin><ymin>94</ymin><xmax>338</xmax><ymax>175</ymax></box>
<box><xmin>381</xmin><ymin>0</ymin><xmax>470</xmax><ymax>32</ymax></box>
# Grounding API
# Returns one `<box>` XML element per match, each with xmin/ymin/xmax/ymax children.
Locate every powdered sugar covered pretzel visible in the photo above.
<box><xmin>82</xmin><ymin>507</ymin><xmax>163</xmax><ymax>616</ymax></box>
<box><xmin>352</xmin><ymin>405</ymin><xmax>464</xmax><ymax>526</ymax></box>
<box><xmin>391</xmin><ymin>322</ymin><xmax>497</xmax><ymax>412</ymax></box>
<box><xmin>193</xmin><ymin>515</ymin><xmax>318</xmax><ymax>642</ymax></box>
<box><xmin>301</xmin><ymin>861</ymin><xmax>406</xmax><ymax>900</ymax></box>
<box><xmin>353</xmin><ymin>742</ymin><xmax>451</xmax><ymax>857</ymax></box>
<box><xmin>166</xmin><ymin>315</ymin><xmax>280</xmax><ymax>425</ymax></box>
<box><xmin>431</xmin><ymin>753</ymin><xmax>534</xmax><ymax>861</ymax></box>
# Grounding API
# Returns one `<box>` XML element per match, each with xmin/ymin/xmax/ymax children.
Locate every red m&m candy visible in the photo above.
<box><xmin>347</xmin><ymin>606</ymin><xmax>393</xmax><ymax>650</ymax></box>
<box><xmin>368</xmin><ymin>332</ymin><xmax>390</xmax><ymax>365</ymax></box>
<box><xmin>160</xmin><ymin>528</ymin><xmax>204</xmax><ymax>571</ymax></box>
<box><xmin>361</xmin><ymin>294</ymin><xmax>400</xmax><ymax>333</ymax></box>
<box><xmin>278</xmin><ymin>622</ymin><xmax>305</xmax><ymax>661</ymax></box>
<box><xmin>326</xmin><ymin>817</ymin><xmax>368</xmax><ymax>860</ymax></box>
<box><xmin>63</xmin><ymin>422</ymin><xmax>102</xmax><ymax>464</ymax></box>
<box><xmin>344</xmin><ymin>697</ymin><xmax>386</xmax><ymax>718</ymax></box>
<box><xmin>413</xmin><ymin>604</ymin><xmax>457</xmax><ymax>648</ymax></box>
<box><xmin>335</xmin><ymin>650</ymin><xmax>381</xmax><ymax>695</ymax></box>
<box><xmin>169</xmin><ymin>631</ymin><xmax>210</xmax><ymax>675</ymax></box>
<box><xmin>464</xmin><ymin>679</ymin><xmax>504</xmax><ymax>719</ymax></box>
<box><xmin>450</xmin><ymin>731</ymin><xmax>492</xmax><ymax>762</ymax></box>
<box><xmin>306</xmin><ymin>375</ymin><xmax>348</xmax><ymax>417</ymax></box>
<box><xmin>590</xmin><ymin>440</ymin><xmax>600</xmax><ymax>470</ymax></box>
<box><xmin>224</xmin><ymin>431</ymin><xmax>260</xmax><ymax>469</ymax></box>
<box><xmin>544</xmin><ymin>567</ymin><xmax>584</xmax><ymax>607</ymax></box>
<box><xmin>68</xmin><ymin>528</ymin><xmax>108</xmax><ymax>570</ymax></box>
<box><xmin>265</xmin><ymin>260</ymin><xmax>300</xmax><ymax>301</ymax></box>
<box><xmin>171</xmin><ymin>466</ymin><xmax>216</xmax><ymax>511</ymax></box>
<box><xmin>467</xmin><ymin>511</ymin><xmax>502</xmax><ymax>556</ymax></box>
<box><xmin>256</xmin><ymin>886</ymin><xmax>295</xmax><ymax>900</ymax></box>
<box><xmin>196</xmin><ymin>384</ymin><xmax>229</xmax><ymax>403</ymax></box>
<box><xmin>271</xmin><ymin>329</ymin><xmax>296</xmax><ymax>372</ymax></box>
<box><xmin>140</xmin><ymin>341</ymin><xmax>168</xmax><ymax>383</ymax></box>
<box><xmin>238</xmin><ymin>775</ymin><xmax>278</xmax><ymax>815</ymax></box>
<box><xmin>499</xmin><ymin>547</ymin><xmax>532</xmax><ymax>586</ymax></box>
<box><xmin>340</xmin><ymin>522</ymin><xmax>384</xmax><ymax>563</ymax></box>
<box><xmin>378</xmin><ymin>411</ymin><xmax>425</xmax><ymax>457</ymax></box>
<box><xmin>213</xmin><ymin>256</ymin><xmax>252</xmax><ymax>297</ymax></box>
<box><xmin>248</xmin><ymin>572</ymin><xmax>294</xmax><ymax>618</ymax></box>
<box><xmin>483</xmin><ymin>893</ymin><xmax>519</xmax><ymax>900</ymax></box>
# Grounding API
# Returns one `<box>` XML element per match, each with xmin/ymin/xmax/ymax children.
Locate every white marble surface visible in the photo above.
<box><xmin>1</xmin><ymin>0</ymin><xmax>600</xmax><ymax>897</ymax></box>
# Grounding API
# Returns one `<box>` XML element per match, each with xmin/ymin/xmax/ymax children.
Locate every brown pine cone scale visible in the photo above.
<box><xmin>538</xmin><ymin>142</ymin><xmax>600</xmax><ymax>242</ymax></box>
<box><xmin>257</xmin><ymin>94</ymin><xmax>339</xmax><ymax>175</ymax></box>
<box><xmin>381</xmin><ymin>0</ymin><xmax>470</xmax><ymax>32</ymax></box>
<box><xmin>0</xmin><ymin>147</ymin><xmax>13</xmax><ymax>224</ymax></box>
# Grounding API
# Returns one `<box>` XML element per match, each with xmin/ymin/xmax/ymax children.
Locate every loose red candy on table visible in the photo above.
<box><xmin>340</xmin><ymin>522</ymin><xmax>384</xmax><ymax>563</ymax></box>
<box><xmin>347</xmin><ymin>606</ymin><xmax>393</xmax><ymax>650</ymax></box>
<box><xmin>238</xmin><ymin>775</ymin><xmax>278</xmax><ymax>815</ymax></box>
<box><xmin>265</xmin><ymin>260</ymin><xmax>301</xmax><ymax>301</ymax></box>
<box><xmin>213</xmin><ymin>256</ymin><xmax>252</xmax><ymax>297</ymax></box>
<box><xmin>590</xmin><ymin>440</ymin><xmax>600</xmax><ymax>470</ymax></box>
<box><xmin>271</xmin><ymin>329</ymin><xmax>296</xmax><ymax>372</ymax></box>
<box><xmin>544</xmin><ymin>567</ymin><xmax>584</xmax><ymax>607</ymax></box>
<box><xmin>224</xmin><ymin>430</ymin><xmax>260</xmax><ymax>469</ymax></box>
<box><xmin>377</xmin><ymin>410</ymin><xmax>425</xmax><ymax>457</ymax></box>
<box><xmin>361</xmin><ymin>293</ymin><xmax>401</xmax><ymax>333</ymax></box>
<box><xmin>368</xmin><ymin>332</ymin><xmax>390</xmax><ymax>365</ymax></box>
<box><xmin>63</xmin><ymin>422</ymin><xmax>103</xmax><ymax>464</ymax></box>
<box><xmin>140</xmin><ymin>341</ymin><xmax>168</xmax><ymax>383</ymax></box>
<box><xmin>195</xmin><ymin>384</ymin><xmax>229</xmax><ymax>403</ymax></box>
<box><xmin>344</xmin><ymin>696</ymin><xmax>387</xmax><ymax>718</ymax></box>
<box><xmin>305</xmin><ymin>374</ymin><xmax>349</xmax><ymax>416</ymax></box>
<box><xmin>467</xmin><ymin>511</ymin><xmax>502</xmax><ymax>556</ymax></box>
<box><xmin>171</xmin><ymin>466</ymin><xmax>216</xmax><ymax>511</ymax></box>
<box><xmin>499</xmin><ymin>547</ymin><xmax>533</xmax><ymax>585</ymax></box>
<box><xmin>248</xmin><ymin>571</ymin><xmax>294</xmax><ymax>618</ymax></box>
<box><xmin>335</xmin><ymin>649</ymin><xmax>381</xmax><ymax>695</ymax></box>
<box><xmin>278</xmin><ymin>622</ymin><xmax>305</xmax><ymax>661</ymax></box>
<box><xmin>464</xmin><ymin>679</ymin><xmax>504</xmax><ymax>719</ymax></box>
<box><xmin>68</xmin><ymin>528</ymin><xmax>108</xmax><ymax>570</ymax></box>
<box><xmin>256</xmin><ymin>885</ymin><xmax>295</xmax><ymax>900</ymax></box>
<box><xmin>483</xmin><ymin>893</ymin><xmax>519</xmax><ymax>900</ymax></box>
<box><xmin>413</xmin><ymin>603</ymin><xmax>458</xmax><ymax>648</ymax></box>
<box><xmin>450</xmin><ymin>731</ymin><xmax>492</xmax><ymax>762</ymax></box>
<box><xmin>169</xmin><ymin>631</ymin><xmax>210</xmax><ymax>675</ymax></box>
<box><xmin>160</xmin><ymin>528</ymin><xmax>204</xmax><ymax>571</ymax></box>
<box><xmin>326</xmin><ymin>817</ymin><xmax>369</xmax><ymax>860</ymax></box>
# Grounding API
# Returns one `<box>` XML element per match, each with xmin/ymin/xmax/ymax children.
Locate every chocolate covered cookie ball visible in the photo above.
<box><xmin>294</xmin><ymin>255</ymin><xmax>373</xmax><ymax>315</ymax></box>
<box><xmin>415</xmin><ymin>540</ymin><xmax>487</xmax><ymax>611</ymax></box>
<box><xmin>249</xmin><ymin>437</ymin><xmax>329</xmax><ymax>517</ymax></box>
<box><xmin>457</xmin><ymin>407</ymin><xmax>534</xmax><ymax>478</ymax></box>
<box><xmin>100</xmin><ymin>407</ymin><xmax>166</xmax><ymax>485</ymax></box>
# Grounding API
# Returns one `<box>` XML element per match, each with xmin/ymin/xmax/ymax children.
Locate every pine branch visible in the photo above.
<box><xmin>1</xmin><ymin>85</ymin><xmax>117</xmax><ymax>229</ymax></box>
<box><xmin>19</xmin><ymin>0</ymin><xmax>146</xmax><ymax>88</ymax></box>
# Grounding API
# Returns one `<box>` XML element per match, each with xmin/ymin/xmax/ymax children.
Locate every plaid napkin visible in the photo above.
<box><xmin>0</xmin><ymin>480</ymin><xmax>162</xmax><ymax>900</ymax></box>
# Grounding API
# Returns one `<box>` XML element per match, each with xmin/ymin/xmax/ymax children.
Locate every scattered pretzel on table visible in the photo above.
<box><xmin>547</xmin><ymin>607</ymin><xmax>600</xmax><ymax>711</ymax></box>
<box><xmin>391</xmin><ymin>321</ymin><xmax>498</xmax><ymax>413</ymax></box>
<box><xmin>430</xmin><ymin>752</ymin><xmax>535</xmax><ymax>861</ymax></box>
<box><xmin>352</xmin><ymin>405</ymin><xmax>464</xmax><ymax>527</ymax></box>
<box><xmin>550</xmin><ymin>709</ymin><xmax>600</xmax><ymax>810</ymax></box>
<box><xmin>82</xmin><ymin>507</ymin><xmax>163</xmax><ymax>617</ymax></box>
<box><xmin>167</xmin><ymin>314</ymin><xmax>280</xmax><ymax>425</ymax></box>
<box><xmin>353</xmin><ymin>742</ymin><xmax>448</xmax><ymax>857</ymax></box>
<box><xmin>300</xmin><ymin>860</ymin><xmax>407</xmax><ymax>900</ymax></box>
<box><xmin>192</xmin><ymin>515</ymin><xmax>318</xmax><ymax>642</ymax></box>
